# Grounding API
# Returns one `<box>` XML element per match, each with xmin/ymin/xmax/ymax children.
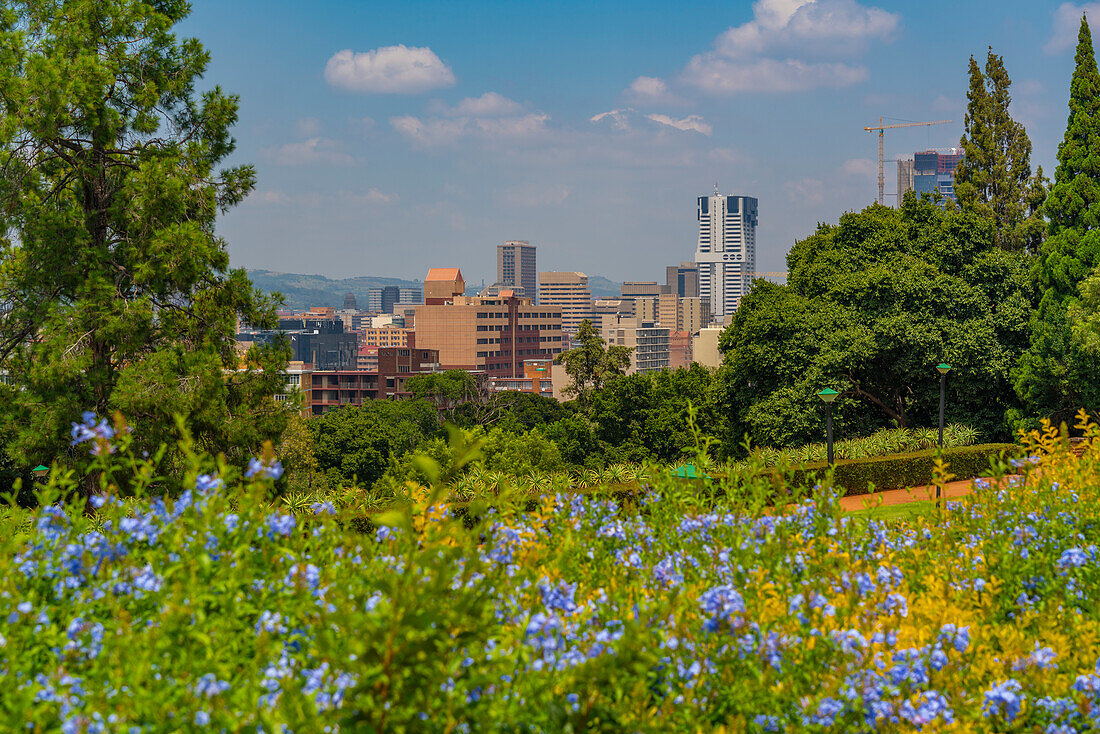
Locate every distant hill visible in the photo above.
<box><xmin>248</xmin><ymin>269</ymin><xmax>624</xmax><ymax>310</ymax></box>
<box><xmin>587</xmin><ymin>275</ymin><xmax>622</xmax><ymax>299</ymax></box>
<box><xmin>247</xmin><ymin>270</ymin><xmax>421</xmax><ymax>311</ymax></box>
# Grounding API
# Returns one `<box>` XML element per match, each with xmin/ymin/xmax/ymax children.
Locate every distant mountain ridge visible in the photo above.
<box><xmin>248</xmin><ymin>269</ymin><xmax>624</xmax><ymax>310</ymax></box>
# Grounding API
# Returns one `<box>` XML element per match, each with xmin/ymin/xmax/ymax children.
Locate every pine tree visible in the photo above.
<box><xmin>1013</xmin><ymin>13</ymin><xmax>1100</xmax><ymax>426</ymax></box>
<box><xmin>955</xmin><ymin>48</ymin><xmax>1046</xmax><ymax>251</ymax></box>
<box><xmin>0</xmin><ymin>1</ymin><xmax>289</xmax><ymax>466</ymax></box>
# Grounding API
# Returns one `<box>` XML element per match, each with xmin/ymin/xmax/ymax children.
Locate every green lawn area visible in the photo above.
<box><xmin>847</xmin><ymin>498</ymin><xmax>937</xmax><ymax>522</ymax></box>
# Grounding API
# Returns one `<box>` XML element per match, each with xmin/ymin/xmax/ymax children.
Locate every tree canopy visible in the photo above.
<box><xmin>715</xmin><ymin>198</ymin><xmax>1036</xmax><ymax>448</ymax></box>
<box><xmin>0</xmin><ymin>0</ymin><xmax>287</xmax><ymax>465</ymax></box>
<box><xmin>556</xmin><ymin>319</ymin><xmax>631</xmax><ymax>410</ymax></box>
<box><xmin>1014</xmin><ymin>13</ymin><xmax>1100</xmax><ymax>427</ymax></box>
<box><xmin>955</xmin><ymin>47</ymin><xmax>1047</xmax><ymax>252</ymax></box>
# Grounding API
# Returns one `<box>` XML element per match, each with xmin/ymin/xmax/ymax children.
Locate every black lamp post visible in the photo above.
<box><xmin>936</xmin><ymin>363</ymin><xmax>952</xmax><ymax>450</ymax></box>
<box><xmin>817</xmin><ymin>388</ymin><xmax>839</xmax><ymax>464</ymax></box>
<box><xmin>936</xmin><ymin>363</ymin><xmax>952</xmax><ymax>501</ymax></box>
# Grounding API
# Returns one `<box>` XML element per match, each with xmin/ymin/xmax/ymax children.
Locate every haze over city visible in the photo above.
<box><xmin>181</xmin><ymin>0</ymin><xmax>1090</xmax><ymax>285</ymax></box>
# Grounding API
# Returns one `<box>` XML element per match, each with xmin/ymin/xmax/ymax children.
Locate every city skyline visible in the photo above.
<box><xmin>183</xmin><ymin>0</ymin><xmax>1095</xmax><ymax>286</ymax></box>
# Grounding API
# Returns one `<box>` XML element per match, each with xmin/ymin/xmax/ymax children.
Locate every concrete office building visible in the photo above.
<box><xmin>601</xmin><ymin>315</ymin><xmax>670</xmax><ymax>374</ymax></box>
<box><xmin>367</xmin><ymin>286</ymin><xmax>400</xmax><ymax>314</ymax></box>
<box><xmin>695</xmin><ymin>192</ymin><xmax>758</xmax><ymax>318</ymax></box>
<box><xmin>308</xmin><ymin>347</ymin><xmax>440</xmax><ymax>415</ymax></box>
<box><xmin>681</xmin><ymin>297</ymin><xmax>712</xmax><ymax>334</ymax></box>
<box><xmin>666</xmin><ymin>262</ymin><xmax>700</xmax><ymax>298</ymax></box>
<box><xmin>897</xmin><ymin>159</ymin><xmax>915</xmax><ymax>202</ymax></box>
<box><xmin>415</xmin><ymin>290</ymin><xmax>565</xmax><ymax>377</ymax></box>
<box><xmin>497</xmin><ymin>241</ymin><xmax>537</xmax><ymax>302</ymax></box>
<box><xmin>238</xmin><ymin>318</ymin><xmax>358</xmax><ymax>371</ymax></box>
<box><xmin>693</xmin><ymin>327</ymin><xmax>723</xmax><ymax>368</ymax></box>
<box><xmin>538</xmin><ymin>271</ymin><xmax>593</xmax><ymax>334</ymax></box>
<box><xmin>424</xmin><ymin>268</ymin><xmax>465</xmax><ymax>305</ymax></box>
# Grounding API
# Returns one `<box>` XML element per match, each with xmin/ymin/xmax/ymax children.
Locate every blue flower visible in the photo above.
<box><xmin>194</xmin><ymin>711</ymin><xmax>210</xmax><ymax>726</ymax></box>
<box><xmin>195</xmin><ymin>474</ymin><xmax>223</xmax><ymax>493</ymax></box>
<box><xmin>311</xmin><ymin>501</ymin><xmax>336</xmax><ymax>516</ymax></box>
<box><xmin>246</xmin><ymin>457</ymin><xmax>284</xmax><ymax>481</ymax></box>
<box><xmin>1056</xmin><ymin>547</ymin><xmax>1090</xmax><ymax>570</ymax></box>
<box><xmin>983</xmin><ymin>679</ymin><xmax>1023</xmax><ymax>721</ymax></box>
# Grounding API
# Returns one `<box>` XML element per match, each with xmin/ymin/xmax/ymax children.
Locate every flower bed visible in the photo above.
<box><xmin>1</xmin><ymin>418</ymin><xmax>1098</xmax><ymax>731</ymax></box>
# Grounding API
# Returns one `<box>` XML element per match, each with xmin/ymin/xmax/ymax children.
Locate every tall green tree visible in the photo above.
<box><xmin>556</xmin><ymin>319</ymin><xmax>631</xmax><ymax>410</ymax></box>
<box><xmin>1013</xmin><ymin>14</ymin><xmax>1100</xmax><ymax>427</ymax></box>
<box><xmin>0</xmin><ymin>0</ymin><xmax>287</xmax><ymax>465</ymax></box>
<box><xmin>716</xmin><ymin>197</ymin><xmax>1035</xmax><ymax>449</ymax></box>
<box><xmin>955</xmin><ymin>47</ymin><xmax>1047</xmax><ymax>252</ymax></box>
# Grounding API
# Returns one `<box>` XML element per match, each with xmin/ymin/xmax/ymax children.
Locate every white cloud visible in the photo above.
<box><xmin>683</xmin><ymin>57</ymin><xmax>867</xmax><ymax>94</ymax></box>
<box><xmin>623</xmin><ymin>76</ymin><xmax>686</xmax><ymax>105</ymax></box>
<box><xmin>653</xmin><ymin>0</ymin><xmax>896</xmax><ymax>96</ymax></box>
<box><xmin>431</xmin><ymin>92</ymin><xmax>524</xmax><ymax>117</ymax></box>
<box><xmin>715</xmin><ymin>0</ymin><xmax>899</xmax><ymax>58</ymax></box>
<box><xmin>264</xmin><ymin>138</ymin><xmax>358</xmax><ymax>166</ymax></box>
<box><xmin>391</xmin><ymin>112</ymin><xmax>549</xmax><ymax>147</ymax></box>
<box><xmin>589</xmin><ymin>108</ymin><xmax>634</xmax><ymax>131</ymax></box>
<box><xmin>1047</xmin><ymin>3</ymin><xmax>1100</xmax><ymax>53</ymax></box>
<box><xmin>646</xmin><ymin>113</ymin><xmax>713</xmax><ymax>135</ymax></box>
<box><xmin>630</xmin><ymin>76</ymin><xmax>668</xmax><ymax>97</ymax></box>
<box><xmin>840</xmin><ymin>158</ymin><xmax>875</xmax><ymax>178</ymax></box>
<box><xmin>324</xmin><ymin>45</ymin><xmax>456</xmax><ymax>94</ymax></box>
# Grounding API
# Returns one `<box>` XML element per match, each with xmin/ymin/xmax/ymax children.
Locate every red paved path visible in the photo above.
<box><xmin>838</xmin><ymin>477</ymin><xmax>1000</xmax><ymax>512</ymax></box>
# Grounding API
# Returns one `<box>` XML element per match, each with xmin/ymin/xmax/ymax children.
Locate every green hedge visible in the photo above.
<box><xmin>775</xmin><ymin>443</ymin><xmax>1017</xmax><ymax>497</ymax></box>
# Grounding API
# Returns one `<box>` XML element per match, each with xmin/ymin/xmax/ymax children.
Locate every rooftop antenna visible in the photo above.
<box><xmin>713</xmin><ymin>181</ymin><xmax>720</xmax><ymax>197</ymax></box>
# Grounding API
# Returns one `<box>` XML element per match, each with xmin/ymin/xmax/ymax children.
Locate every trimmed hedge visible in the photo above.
<box><xmin>778</xmin><ymin>443</ymin><xmax>1017</xmax><ymax>497</ymax></box>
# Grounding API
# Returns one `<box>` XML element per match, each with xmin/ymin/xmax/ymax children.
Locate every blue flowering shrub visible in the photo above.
<box><xmin>3</xmin><ymin>411</ymin><xmax>1100</xmax><ymax>731</ymax></box>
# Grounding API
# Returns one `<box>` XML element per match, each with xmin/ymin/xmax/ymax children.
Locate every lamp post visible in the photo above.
<box><xmin>936</xmin><ymin>363</ymin><xmax>952</xmax><ymax>502</ymax></box>
<box><xmin>936</xmin><ymin>364</ymin><xmax>952</xmax><ymax>450</ymax></box>
<box><xmin>817</xmin><ymin>388</ymin><xmax>839</xmax><ymax>464</ymax></box>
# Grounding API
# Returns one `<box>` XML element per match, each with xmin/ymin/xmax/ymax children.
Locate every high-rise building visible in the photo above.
<box><xmin>343</xmin><ymin>292</ymin><xmax>357</xmax><ymax>310</ymax></box>
<box><xmin>665</xmin><ymin>263</ymin><xmax>699</xmax><ymax>298</ymax></box>
<box><xmin>695</xmin><ymin>192</ymin><xmax>758</xmax><ymax>318</ymax></box>
<box><xmin>539</xmin><ymin>272</ymin><xmax>593</xmax><ymax>333</ymax></box>
<box><xmin>913</xmin><ymin>149</ymin><xmax>964</xmax><ymax>203</ymax></box>
<box><xmin>397</xmin><ymin>287</ymin><xmax>423</xmax><ymax>306</ymax></box>
<box><xmin>680</xmin><ymin>297</ymin><xmax>712</xmax><ymax>334</ymax></box>
<box><xmin>497</xmin><ymin>240</ymin><xmax>537</xmax><ymax>302</ymax></box>
<box><xmin>414</xmin><ymin>292</ymin><xmax>565</xmax><ymax>377</ymax></box>
<box><xmin>368</xmin><ymin>286</ymin><xmax>400</xmax><ymax>314</ymax></box>
<box><xmin>897</xmin><ymin>159</ymin><xmax>914</xmax><ymax>203</ymax></box>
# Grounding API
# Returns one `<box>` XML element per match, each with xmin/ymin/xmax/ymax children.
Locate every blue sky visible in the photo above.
<box><xmin>182</xmin><ymin>0</ymin><xmax>1093</xmax><ymax>286</ymax></box>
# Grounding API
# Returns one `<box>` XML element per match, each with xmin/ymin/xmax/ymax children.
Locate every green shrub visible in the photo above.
<box><xmin>783</xmin><ymin>442</ymin><xmax>1017</xmax><ymax>496</ymax></box>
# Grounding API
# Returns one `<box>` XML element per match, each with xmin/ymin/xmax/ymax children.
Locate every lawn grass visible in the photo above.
<box><xmin>846</xmin><ymin>497</ymin><xmax>937</xmax><ymax>522</ymax></box>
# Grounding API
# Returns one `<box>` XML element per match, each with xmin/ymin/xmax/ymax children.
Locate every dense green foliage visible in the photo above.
<box><xmin>0</xmin><ymin>0</ymin><xmax>288</xmax><ymax>467</ymax></box>
<box><xmin>955</xmin><ymin>47</ymin><xmax>1047</xmax><ymax>252</ymax></box>
<box><xmin>1015</xmin><ymin>15</ymin><xmax>1100</xmax><ymax>428</ymax></box>
<box><xmin>557</xmin><ymin>319</ymin><xmax>632</xmax><ymax>409</ymax></box>
<box><xmin>783</xmin><ymin>443</ymin><xmax>1015</xmax><ymax>496</ymax></box>
<box><xmin>716</xmin><ymin>197</ymin><xmax>1035</xmax><ymax>447</ymax></box>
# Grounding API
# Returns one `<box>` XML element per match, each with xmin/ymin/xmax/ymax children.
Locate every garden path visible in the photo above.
<box><xmin>838</xmin><ymin>477</ymin><xmax>1002</xmax><ymax>512</ymax></box>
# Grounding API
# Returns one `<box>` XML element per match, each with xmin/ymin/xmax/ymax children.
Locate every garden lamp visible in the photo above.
<box><xmin>817</xmin><ymin>388</ymin><xmax>839</xmax><ymax>464</ymax></box>
<box><xmin>936</xmin><ymin>363</ymin><xmax>952</xmax><ymax>501</ymax></box>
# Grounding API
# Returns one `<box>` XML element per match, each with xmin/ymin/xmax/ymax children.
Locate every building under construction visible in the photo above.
<box><xmin>896</xmin><ymin>148</ymin><xmax>965</xmax><ymax>204</ymax></box>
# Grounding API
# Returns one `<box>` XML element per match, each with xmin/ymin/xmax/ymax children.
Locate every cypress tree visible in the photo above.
<box><xmin>1013</xmin><ymin>14</ymin><xmax>1100</xmax><ymax>426</ymax></box>
<box><xmin>955</xmin><ymin>48</ymin><xmax>1046</xmax><ymax>251</ymax></box>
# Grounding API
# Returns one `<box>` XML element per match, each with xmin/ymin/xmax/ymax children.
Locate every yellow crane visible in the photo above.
<box><xmin>863</xmin><ymin>118</ymin><xmax>953</xmax><ymax>205</ymax></box>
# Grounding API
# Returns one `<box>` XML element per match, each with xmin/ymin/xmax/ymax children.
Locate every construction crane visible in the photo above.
<box><xmin>863</xmin><ymin>118</ymin><xmax>952</xmax><ymax>205</ymax></box>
